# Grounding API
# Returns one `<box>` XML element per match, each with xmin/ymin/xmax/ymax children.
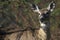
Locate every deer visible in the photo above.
<box><xmin>30</xmin><ymin>1</ymin><xmax>56</xmax><ymax>40</ymax></box>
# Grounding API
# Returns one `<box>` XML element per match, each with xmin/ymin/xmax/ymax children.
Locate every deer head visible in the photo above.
<box><xmin>30</xmin><ymin>1</ymin><xmax>55</xmax><ymax>15</ymax></box>
<box><xmin>30</xmin><ymin>1</ymin><xmax>56</xmax><ymax>29</ymax></box>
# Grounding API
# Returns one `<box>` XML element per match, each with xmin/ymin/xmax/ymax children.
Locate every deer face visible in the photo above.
<box><xmin>30</xmin><ymin>1</ymin><xmax>55</xmax><ymax>22</ymax></box>
<box><xmin>30</xmin><ymin>1</ymin><xmax>55</xmax><ymax>29</ymax></box>
<box><xmin>30</xmin><ymin>1</ymin><xmax>55</xmax><ymax>15</ymax></box>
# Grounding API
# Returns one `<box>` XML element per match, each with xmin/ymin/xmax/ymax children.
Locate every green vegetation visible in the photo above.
<box><xmin>0</xmin><ymin>0</ymin><xmax>60</xmax><ymax>31</ymax></box>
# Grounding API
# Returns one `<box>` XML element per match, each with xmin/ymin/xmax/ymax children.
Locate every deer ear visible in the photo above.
<box><xmin>30</xmin><ymin>3</ymin><xmax>41</xmax><ymax>14</ymax></box>
<box><xmin>30</xmin><ymin>4</ymin><xmax>39</xmax><ymax>11</ymax></box>
<box><xmin>47</xmin><ymin>1</ymin><xmax>56</xmax><ymax>12</ymax></box>
<box><xmin>30</xmin><ymin>4</ymin><xmax>37</xmax><ymax>10</ymax></box>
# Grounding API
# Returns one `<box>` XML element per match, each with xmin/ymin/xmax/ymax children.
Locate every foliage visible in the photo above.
<box><xmin>0</xmin><ymin>0</ymin><xmax>60</xmax><ymax>31</ymax></box>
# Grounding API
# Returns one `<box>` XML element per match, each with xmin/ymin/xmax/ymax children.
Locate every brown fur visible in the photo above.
<box><xmin>3</xmin><ymin>28</ymin><xmax>47</xmax><ymax>40</ymax></box>
<box><xmin>40</xmin><ymin>8</ymin><xmax>48</xmax><ymax>14</ymax></box>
